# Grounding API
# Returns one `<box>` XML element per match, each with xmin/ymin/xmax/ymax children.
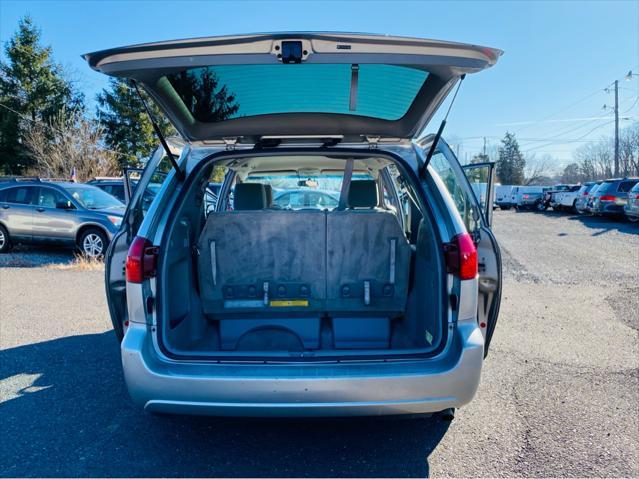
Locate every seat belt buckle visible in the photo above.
<box><xmin>364</xmin><ymin>280</ymin><xmax>371</xmax><ymax>306</ymax></box>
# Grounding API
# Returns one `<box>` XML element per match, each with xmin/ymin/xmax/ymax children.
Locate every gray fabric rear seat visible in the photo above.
<box><xmin>196</xmin><ymin>180</ymin><xmax>410</xmax><ymax>350</ymax></box>
<box><xmin>197</xmin><ymin>183</ymin><xmax>326</xmax><ymax>316</ymax></box>
<box><xmin>326</xmin><ymin>180</ymin><xmax>411</xmax><ymax>315</ymax></box>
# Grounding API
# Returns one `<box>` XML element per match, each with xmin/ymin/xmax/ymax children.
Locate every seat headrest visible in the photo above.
<box><xmin>234</xmin><ymin>183</ymin><xmax>268</xmax><ymax>210</ymax></box>
<box><xmin>348</xmin><ymin>180</ymin><xmax>378</xmax><ymax>208</ymax></box>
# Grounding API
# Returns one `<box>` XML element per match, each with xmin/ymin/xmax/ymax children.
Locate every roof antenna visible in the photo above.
<box><xmin>131</xmin><ymin>80</ymin><xmax>184</xmax><ymax>181</ymax></box>
<box><xmin>420</xmin><ymin>74</ymin><xmax>466</xmax><ymax>177</ymax></box>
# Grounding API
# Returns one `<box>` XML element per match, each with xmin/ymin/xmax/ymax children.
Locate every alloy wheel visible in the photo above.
<box><xmin>83</xmin><ymin>233</ymin><xmax>104</xmax><ymax>257</ymax></box>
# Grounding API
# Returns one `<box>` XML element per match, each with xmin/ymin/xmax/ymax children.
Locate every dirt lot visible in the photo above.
<box><xmin>1</xmin><ymin>211</ymin><xmax>638</xmax><ymax>477</ymax></box>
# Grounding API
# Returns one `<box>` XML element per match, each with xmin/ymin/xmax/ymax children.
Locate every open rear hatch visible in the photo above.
<box><xmin>85</xmin><ymin>33</ymin><xmax>501</xmax><ymax>144</ymax></box>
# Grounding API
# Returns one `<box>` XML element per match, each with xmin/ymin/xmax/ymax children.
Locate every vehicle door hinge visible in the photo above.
<box><xmin>365</xmin><ymin>135</ymin><xmax>380</xmax><ymax>149</ymax></box>
<box><xmin>223</xmin><ymin>137</ymin><xmax>238</xmax><ymax>151</ymax></box>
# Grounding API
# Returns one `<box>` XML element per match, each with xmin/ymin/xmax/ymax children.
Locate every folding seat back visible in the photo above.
<box><xmin>326</xmin><ymin>180</ymin><xmax>411</xmax><ymax>315</ymax></box>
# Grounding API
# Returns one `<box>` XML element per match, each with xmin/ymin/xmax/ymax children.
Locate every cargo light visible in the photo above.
<box><xmin>444</xmin><ymin>233</ymin><xmax>478</xmax><ymax>281</ymax></box>
<box><xmin>126</xmin><ymin>236</ymin><xmax>159</xmax><ymax>283</ymax></box>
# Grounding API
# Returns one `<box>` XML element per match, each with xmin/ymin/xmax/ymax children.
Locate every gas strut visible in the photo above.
<box><xmin>420</xmin><ymin>74</ymin><xmax>466</xmax><ymax>177</ymax></box>
<box><xmin>131</xmin><ymin>80</ymin><xmax>185</xmax><ymax>181</ymax></box>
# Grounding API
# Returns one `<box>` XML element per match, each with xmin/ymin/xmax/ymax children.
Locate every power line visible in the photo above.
<box><xmin>523</xmin><ymin>120</ymin><xmax>615</xmax><ymax>154</ymax></box>
<box><xmin>510</xmin><ymin>86</ymin><xmax>607</xmax><ymax>136</ymax></box>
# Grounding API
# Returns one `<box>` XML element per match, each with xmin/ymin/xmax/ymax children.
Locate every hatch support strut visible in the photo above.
<box><xmin>420</xmin><ymin>74</ymin><xmax>466</xmax><ymax>177</ymax></box>
<box><xmin>131</xmin><ymin>80</ymin><xmax>185</xmax><ymax>182</ymax></box>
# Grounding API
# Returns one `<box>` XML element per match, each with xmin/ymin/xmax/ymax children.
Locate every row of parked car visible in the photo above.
<box><xmin>494</xmin><ymin>177</ymin><xmax>639</xmax><ymax>222</ymax></box>
<box><xmin>0</xmin><ymin>174</ymin><xmax>225</xmax><ymax>257</ymax></box>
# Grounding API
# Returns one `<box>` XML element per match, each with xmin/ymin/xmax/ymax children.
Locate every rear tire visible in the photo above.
<box><xmin>78</xmin><ymin>228</ymin><xmax>108</xmax><ymax>258</ymax></box>
<box><xmin>0</xmin><ymin>224</ymin><xmax>11</xmax><ymax>253</ymax></box>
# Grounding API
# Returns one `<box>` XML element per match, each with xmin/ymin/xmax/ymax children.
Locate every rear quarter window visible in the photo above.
<box><xmin>619</xmin><ymin>181</ymin><xmax>638</xmax><ymax>193</ymax></box>
<box><xmin>4</xmin><ymin>186</ymin><xmax>35</xmax><ymax>204</ymax></box>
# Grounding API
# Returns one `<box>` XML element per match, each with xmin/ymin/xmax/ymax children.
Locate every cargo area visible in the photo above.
<box><xmin>157</xmin><ymin>154</ymin><xmax>446</xmax><ymax>359</ymax></box>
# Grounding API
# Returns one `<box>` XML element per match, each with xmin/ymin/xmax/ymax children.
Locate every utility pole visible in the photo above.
<box><xmin>614</xmin><ymin>79</ymin><xmax>619</xmax><ymax>177</ymax></box>
<box><xmin>483</xmin><ymin>137</ymin><xmax>487</xmax><ymax>157</ymax></box>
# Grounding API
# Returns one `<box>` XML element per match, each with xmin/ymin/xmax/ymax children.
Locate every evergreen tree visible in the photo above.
<box><xmin>97</xmin><ymin>69</ymin><xmax>239</xmax><ymax>169</ymax></box>
<box><xmin>0</xmin><ymin>15</ymin><xmax>84</xmax><ymax>174</ymax></box>
<box><xmin>496</xmin><ymin>132</ymin><xmax>525</xmax><ymax>184</ymax></box>
<box><xmin>96</xmin><ymin>78</ymin><xmax>174</xmax><ymax>168</ymax></box>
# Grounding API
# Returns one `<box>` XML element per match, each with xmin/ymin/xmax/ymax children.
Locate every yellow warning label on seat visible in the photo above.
<box><xmin>270</xmin><ymin>300</ymin><xmax>309</xmax><ymax>307</ymax></box>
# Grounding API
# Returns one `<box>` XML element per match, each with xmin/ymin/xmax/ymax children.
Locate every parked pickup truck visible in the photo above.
<box><xmin>550</xmin><ymin>184</ymin><xmax>581</xmax><ymax>212</ymax></box>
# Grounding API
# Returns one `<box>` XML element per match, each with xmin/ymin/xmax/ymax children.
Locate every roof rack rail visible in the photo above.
<box><xmin>0</xmin><ymin>176</ymin><xmax>41</xmax><ymax>182</ymax></box>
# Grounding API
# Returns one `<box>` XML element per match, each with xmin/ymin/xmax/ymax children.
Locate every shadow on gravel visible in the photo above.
<box><xmin>0</xmin><ymin>332</ymin><xmax>450</xmax><ymax>478</ymax></box>
<box><xmin>0</xmin><ymin>245</ymin><xmax>75</xmax><ymax>268</ymax></box>
<box><xmin>566</xmin><ymin>214</ymin><xmax>638</xmax><ymax>235</ymax></box>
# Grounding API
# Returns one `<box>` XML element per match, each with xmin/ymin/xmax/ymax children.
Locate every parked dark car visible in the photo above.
<box><xmin>591</xmin><ymin>178</ymin><xmax>639</xmax><ymax>217</ymax></box>
<box><xmin>86</xmin><ymin>177</ymin><xmax>127</xmax><ymax>202</ymax></box>
<box><xmin>574</xmin><ymin>182</ymin><xmax>598</xmax><ymax>214</ymax></box>
<box><xmin>623</xmin><ymin>181</ymin><xmax>639</xmax><ymax>222</ymax></box>
<box><xmin>584</xmin><ymin>182</ymin><xmax>603</xmax><ymax>214</ymax></box>
<box><xmin>0</xmin><ymin>178</ymin><xmax>124</xmax><ymax>256</ymax></box>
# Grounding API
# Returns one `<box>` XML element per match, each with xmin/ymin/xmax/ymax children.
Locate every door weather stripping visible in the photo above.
<box><xmin>131</xmin><ymin>80</ymin><xmax>184</xmax><ymax>181</ymax></box>
<box><xmin>420</xmin><ymin>74</ymin><xmax>466</xmax><ymax>177</ymax></box>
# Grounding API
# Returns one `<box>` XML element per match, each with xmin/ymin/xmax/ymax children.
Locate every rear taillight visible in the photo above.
<box><xmin>583</xmin><ymin>191</ymin><xmax>589</xmax><ymax>196</ymax></box>
<box><xmin>635</xmin><ymin>194</ymin><xmax>639</xmax><ymax>200</ymax></box>
<box><xmin>599</xmin><ymin>195</ymin><xmax>616</xmax><ymax>202</ymax></box>
<box><xmin>522</xmin><ymin>194</ymin><xmax>529</xmax><ymax>199</ymax></box>
<box><xmin>444</xmin><ymin>233</ymin><xmax>478</xmax><ymax>281</ymax></box>
<box><xmin>125</xmin><ymin>236</ymin><xmax>158</xmax><ymax>283</ymax></box>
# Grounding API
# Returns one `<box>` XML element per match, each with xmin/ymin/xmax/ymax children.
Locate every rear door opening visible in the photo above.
<box><xmin>154</xmin><ymin>151</ymin><xmax>452</xmax><ymax>360</ymax></box>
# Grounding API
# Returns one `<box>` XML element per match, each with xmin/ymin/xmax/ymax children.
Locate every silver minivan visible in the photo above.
<box><xmin>86</xmin><ymin>33</ymin><xmax>503</xmax><ymax>417</ymax></box>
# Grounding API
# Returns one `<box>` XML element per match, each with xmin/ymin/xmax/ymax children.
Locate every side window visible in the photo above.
<box><xmin>385</xmin><ymin>164</ymin><xmax>408</xmax><ymax>221</ymax></box>
<box><xmin>429</xmin><ymin>151</ymin><xmax>481</xmax><ymax>232</ymax></box>
<box><xmin>37</xmin><ymin>188</ymin><xmax>67</xmax><ymax>208</ymax></box>
<box><xmin>110</xmin><ymin>185</ymin><xmax>125</xmax><ymax>202</ymax></box>
<box><xmin>5</xmin><ymin>186</ymin><xmax>35</xmax><ymax>205</ymax></box>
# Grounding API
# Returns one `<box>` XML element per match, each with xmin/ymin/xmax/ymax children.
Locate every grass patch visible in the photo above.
<box><xmin>47</xmin><ymin>254</ymin><xmax>104</xmax><ymax>271</ymax></box>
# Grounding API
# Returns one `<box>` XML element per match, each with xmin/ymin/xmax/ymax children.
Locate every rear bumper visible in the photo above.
<box><xmin>120</xmin><ymin>321</ymin><xmax>485</xmax><ymax>417</ymax></box>
<box><xmin>593</xmin><ymin>202</ymin><xmax>624</xmax><ymax>215</ymax></box>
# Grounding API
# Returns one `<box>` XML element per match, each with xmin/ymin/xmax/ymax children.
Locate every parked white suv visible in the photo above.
<box><xmin>86</xmin><ymin>33</ymin><xmax>502</xmax><ymax>417</ymax></box>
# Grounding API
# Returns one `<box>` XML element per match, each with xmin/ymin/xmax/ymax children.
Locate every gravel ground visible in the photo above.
<box><xmin>0</xmin><ymin>210</ymin><xmax>637</xmax><ymax>477</ymax></box>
